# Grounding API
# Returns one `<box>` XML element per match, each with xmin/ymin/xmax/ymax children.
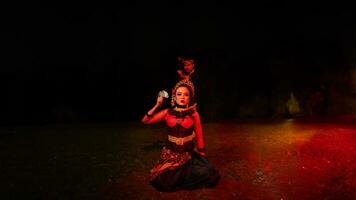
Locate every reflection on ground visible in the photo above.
<box><xmin>1</xmin><ymin>119</ymin><xmax>355</xmax><ymax>199</ymax></box>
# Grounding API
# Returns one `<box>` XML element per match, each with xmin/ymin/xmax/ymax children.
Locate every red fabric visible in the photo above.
<box><xmin>165</xmin><ymin>113</ymin><xmax>194</xmax><ymax>129</ymax></box>
<box><xmin>192</xmin><ymin>112</ymin><xmax>204</xmax><ymax>149</ymax></box>
<box><xmin>164</xmin><ymin>111</ymin><xmax>205</xmax><ymax>149</ymax></box>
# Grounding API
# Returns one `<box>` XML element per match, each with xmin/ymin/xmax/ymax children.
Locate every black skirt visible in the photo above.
<box><xmin>150</xmin><ymin>151</ymin><xmax>220</xmax><ymax>192</ymax></box>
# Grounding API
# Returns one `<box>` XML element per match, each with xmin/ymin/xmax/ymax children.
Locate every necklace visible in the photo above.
<box><xmin>174</xmin><ymin>107</ymin><xmax>189</xmax><ymax>112</ymax></box>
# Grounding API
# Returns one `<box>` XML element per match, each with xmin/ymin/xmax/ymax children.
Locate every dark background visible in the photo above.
<box><xmin>2</xmin><ymin>1</ymin><xmax>356</xmax><ymax>125</ymax></box>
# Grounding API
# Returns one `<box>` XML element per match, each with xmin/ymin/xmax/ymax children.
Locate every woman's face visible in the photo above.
<box><xmin>183</xmin><ymin>60</ymin><xmax>194</xmax><ymax>73</ymax></box>
<box><xmin>175</xmin><ymin>86</ymin><xmax>190</xmax><ymax>107</ymax></box>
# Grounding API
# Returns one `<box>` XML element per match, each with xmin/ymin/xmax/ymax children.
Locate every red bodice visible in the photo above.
<box><xmin>165</xmin><ymin>111</ymin><xmax>194</xmax><ymax>129</ymax></box>
<box><xmin>164</xmin><ymin>109</ymin><xmax>195</xmax><ymax>153</ymax></box>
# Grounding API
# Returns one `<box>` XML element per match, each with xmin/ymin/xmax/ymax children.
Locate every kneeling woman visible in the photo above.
<box><xmin>142</xmin><ymin>80</ymin><xmax>220</xmax><ymax>192</ymax></box>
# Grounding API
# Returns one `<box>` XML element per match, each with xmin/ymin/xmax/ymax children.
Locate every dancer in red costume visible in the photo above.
<box><xmin>142</xmin><ymin>80</ymin><xmax>220</xmax><ymax>192</ymax></box>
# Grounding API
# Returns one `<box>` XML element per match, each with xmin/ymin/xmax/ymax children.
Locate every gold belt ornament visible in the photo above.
<box><xmin>168</xmin><ymin>132</ymin><xmax>195</xmax><ymax>145</ymax></box>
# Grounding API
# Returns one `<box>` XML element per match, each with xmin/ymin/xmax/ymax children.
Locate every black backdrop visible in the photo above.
<box><xmin>2</xmin><ymin>1</ymin><xmax>356</xmax><ymax>125</ymax></box>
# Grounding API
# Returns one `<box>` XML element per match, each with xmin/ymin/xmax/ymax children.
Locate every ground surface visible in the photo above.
<box><xmin>1</xmin><ymin>118</ymin><xmax>355</xmax><ymax>200</ymax></box>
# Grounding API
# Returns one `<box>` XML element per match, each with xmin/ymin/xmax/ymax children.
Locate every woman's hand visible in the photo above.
<box><xmin>195</xmin><ymin>147</ymin><xmax>206</xmax><ymax>157</ymax></box>
<box><xmin>177</xmin><ymin>70</ymin><xmax>183</xmax><ymax>76</ymax></box>
<box><xmin>198</xmin><ymin>151</ymin><xmax>206</xmax><ymax>157</ymax></box>
<box><xmin>156</xmin><ymin>96</ymin><xmax>164</xmax><ymax>107</ymax></box>
<box><xmin>177</xmin><ymin>70</ymin><xmax>192</xmax><ymax>80</ymax></box>
<box><xmin>177</xmin><ymin>70</ymin><xmax>185</xmax><ymax>79</ymax></box>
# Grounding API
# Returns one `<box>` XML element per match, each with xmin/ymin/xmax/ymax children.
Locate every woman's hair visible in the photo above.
<box><xmin>171</xmin><ymin>79</ymin><xmax>195</xmax><ymax>107</ymax></box>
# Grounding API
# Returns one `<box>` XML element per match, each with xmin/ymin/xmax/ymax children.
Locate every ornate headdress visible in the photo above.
<box><xmin>171</xmin><ymin>79</ymin><xmax>195</xmax><ymax>107</ymax></box>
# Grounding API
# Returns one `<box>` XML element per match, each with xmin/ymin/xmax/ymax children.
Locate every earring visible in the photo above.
<box><xmin>171</xmin><ymin>96</ymin><xmax>176</xmax><ymax>107</ymax></box>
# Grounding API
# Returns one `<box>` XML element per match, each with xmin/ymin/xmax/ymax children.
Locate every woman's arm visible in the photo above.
<box><xmin>177</xmin><ymin>70</ymin><xmax>185</xmax><ymax>79</ymax></box>
<box><xmin>142</xmin><ymin>96</ymin><xmax>168</xmax><ymax>124</ymax></box>
<box><xmin>177</xmin><ymin>70</ymin><xmax>190</xmax><ymax>80</ymax></box>
<box><xmin>193</xmin><ymin>111</ymin><xmax>206</xmax><ymax>156</ymax></box>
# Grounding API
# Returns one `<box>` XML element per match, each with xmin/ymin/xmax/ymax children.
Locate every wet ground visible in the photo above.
<box><xmin>1</xmin><ymin>118</ymin><xmax>355</xmax><ymax>200</ymax></box>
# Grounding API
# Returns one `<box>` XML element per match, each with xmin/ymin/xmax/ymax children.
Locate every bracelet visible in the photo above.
<box><xmin>146</xmin><ymin>113</ymin><xmax>153</xmax><ymax>118</ymax></box>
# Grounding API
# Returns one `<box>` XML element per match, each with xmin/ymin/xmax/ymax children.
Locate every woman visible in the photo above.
<box><xmin>142</xmin><ymin>79</ymin><xmax>220</xmax><ymax>192</ymax></box>
<box><xmin>176</xmin><ymin>55</ymin><xmax>199</xmax><ymax>105</ymax></box>
<box><xmin>177</xmin><ymin>56</ymin><xmax>196</xmax><ymax>81</ymax></box>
